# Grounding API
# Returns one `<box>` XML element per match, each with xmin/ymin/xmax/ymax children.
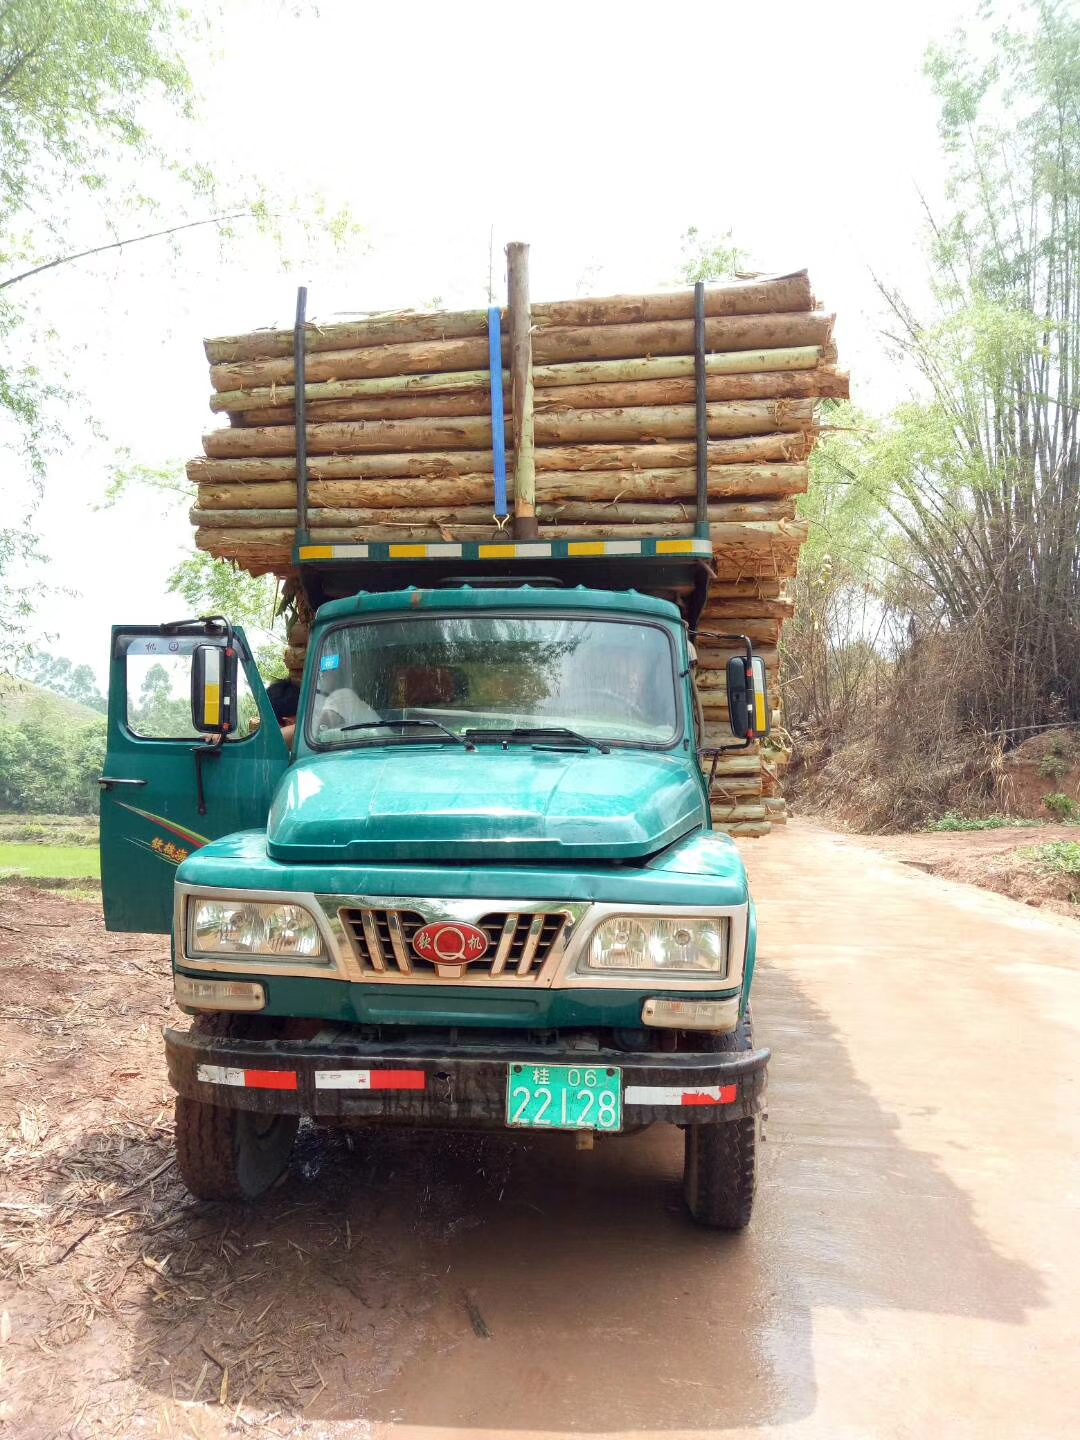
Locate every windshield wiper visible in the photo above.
<box><xmin>464</xmin><ymin>726</ymin><xmax>610</xmax><ymax>754</ymax></box>
<box><xmin>339</xmin><ymin>718</ymin><xmax>475</xmax><ymax>750</ymax></box>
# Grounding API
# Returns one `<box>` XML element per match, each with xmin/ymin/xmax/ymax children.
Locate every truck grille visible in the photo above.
<box><xmin>339</xmin><ymin>908</ymin><xmax>568</xmax><ymax>980</ymax></box>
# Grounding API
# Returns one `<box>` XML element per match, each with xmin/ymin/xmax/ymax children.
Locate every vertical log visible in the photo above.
<box><xmin>507</xmin><ymin>241</ymin><xmax>537</xmax><ymax>538</ymax></box>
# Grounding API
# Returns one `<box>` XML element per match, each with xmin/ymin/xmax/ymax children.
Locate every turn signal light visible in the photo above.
<box><xmin>174</xmin><ymin>975</ymin><xmax>266</xmax><ymax>1011</ymax></box>
<box><xmin>641</xmin><ymin>997</ymin><xmax>738</xmax><ymax>1031</ymax></box>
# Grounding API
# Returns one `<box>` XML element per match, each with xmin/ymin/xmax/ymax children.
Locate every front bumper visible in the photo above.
<box><xmin>165</xmin><ymin>1025</ymin><xmax>769</xmax><ymax>1128</ymax></box>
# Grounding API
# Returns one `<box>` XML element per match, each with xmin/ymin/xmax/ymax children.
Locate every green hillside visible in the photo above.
<box><xmin>0</xmin><ymin>676</ymin><xmax>105</xmax><ymax>727</ymax></box>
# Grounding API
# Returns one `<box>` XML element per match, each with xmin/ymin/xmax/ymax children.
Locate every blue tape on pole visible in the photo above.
<box><xmin>488</xmin><ymin>306</ymin><xmax>509</xmax><ymax>519</ymax></box>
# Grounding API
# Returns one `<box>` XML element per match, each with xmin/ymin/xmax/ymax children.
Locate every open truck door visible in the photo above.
<box><xmin>100</xmin><ymin>621</ymin><xmax>290</xmax><ymax>934</ymax></box>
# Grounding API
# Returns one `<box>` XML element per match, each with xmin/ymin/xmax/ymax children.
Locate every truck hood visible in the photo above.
<box><xmin>266</xmin><ymin>745</ymin><xmax>704</xmax><ymax>864</ymax></box>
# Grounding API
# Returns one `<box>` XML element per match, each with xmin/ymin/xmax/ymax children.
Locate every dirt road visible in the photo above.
<box><xmin>2</xmin><ymin>821</ymin><xmax>1079</xmax><ymax>1438</ymax></box>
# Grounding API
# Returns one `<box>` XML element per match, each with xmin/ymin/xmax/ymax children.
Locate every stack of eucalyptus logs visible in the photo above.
<box><xmin>187</xmin><ymin>265</ymin><xmax>847</xmax><ymax>835</ymax></box>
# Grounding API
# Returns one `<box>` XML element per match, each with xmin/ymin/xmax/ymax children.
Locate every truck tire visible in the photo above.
<box><xmin>682</xmin><ymin>1006</ymin><xmax>757</xmax><ymax>1230</ymax></box>
<box><xmin>175</xmin><ymin>1097</ymin><xmax>299</xmax><ymax>1201</ymax></box>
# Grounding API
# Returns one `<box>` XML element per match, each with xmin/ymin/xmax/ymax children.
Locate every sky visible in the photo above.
<box><xmin>9</xmin><ymin>0</ymin><xmax>976</xmax><ymax>687</ymax></box>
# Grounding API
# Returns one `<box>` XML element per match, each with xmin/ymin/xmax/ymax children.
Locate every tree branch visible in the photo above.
<box><xmin>0</xmin><ymin>212</ymin><xmax>256</xmax><ymax>291</ymax></box>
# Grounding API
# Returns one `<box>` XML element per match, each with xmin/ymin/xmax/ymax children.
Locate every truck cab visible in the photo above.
<box><xmin>101</xmin><ymin>572</ymin><xmax>769</xmax><ymax>1229</ymax></box>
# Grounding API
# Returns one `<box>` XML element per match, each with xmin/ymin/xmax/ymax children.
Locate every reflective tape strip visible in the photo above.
<box><xmin>314</xmin><ymin>1069</ymin><xmax>426</xmax><ymax>1091</ymax></box>
<box><xmin>298</xmin><ymin>544</ymin><xmax>370</xmax><ymax>560</ymax></box>
<box><xmin>567</xmin><ymin>541</ymin><xmax>605</xmax><ymax>556</ymax></box>
<box><xmin>387</xmin><ymin>543</ymin><xmax>463</xmax><ymax>559</ymax></box>
<box><xmin>197</xmin><ymin>1065</ymin><xmax>246</xmax><ymax>1087</ymax></box>
<box><xmin>506</xmin><ymin>542</ymin><xmax>553</xmax><ymax>558</ymax></box>
<box><xmin>245</xmin><ymin>1069</ymin><xmax>299</xmax><ymax>1091</ymax></box>
<box><xmin>196</xmin><ymin>1064</ymin><xmax>298</xmax><ymax>1091</ymax></box>
<box><xmin>477</xmin><ymin>543</ymin><xmax>527</xmax><ymax>559</ymax></box>
<box><xmin>654</xmin><ymin>538</ymin><xmax>712</xmax><ymax>556</ymax></box>
<box><xmin>624</xmin><ymin>1083</ymin><xmax>738</xmax><ymax>1106</ymax></box>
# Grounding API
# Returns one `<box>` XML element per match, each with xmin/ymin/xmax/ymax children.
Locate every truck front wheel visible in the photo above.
<box><xmin>682</xmin><ymin>1006</ymin><xmax>758</xmax><ymax>1229</ymax></box>
<box><xmin>683</xmin><ymin>1116</ymin><xmax>756</xmax><ymax>1230</ymax></box>
<box><xmin>175</xmin><ymin>1097</ymin><xmax>299</xmax><ymax>1200</ymax></box>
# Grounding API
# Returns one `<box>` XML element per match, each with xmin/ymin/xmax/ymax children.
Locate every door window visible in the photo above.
<box><xmin>124</xmin><ymin>637</ymin><xmax>257</xmax><ymax>741</ymax></box>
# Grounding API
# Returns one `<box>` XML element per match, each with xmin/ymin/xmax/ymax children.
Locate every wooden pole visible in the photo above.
<box><xmin>507</xmin><ymin>242</ymin><xmax>537</xmax><ymax>539</ymax></box>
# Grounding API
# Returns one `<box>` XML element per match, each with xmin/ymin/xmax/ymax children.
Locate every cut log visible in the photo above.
<box><xmin>193</xmin><ymin>463</ymin><xmax>809</xmax><ymax>512</ymax></box>
<box><xmin>712</xmin><ymin>820</ymin><xmax>772</xmax><ymax>837</ymax></box>
<box><xmin>707</xmin><ymin>579</ymin><xmax>787</xmax><ymax>600</ymax></box>
<box><xmin>211</xmin><ymin>346</ymin><xmax>835</xmax><ymax>416</ymax></box>
<box><xmin>704</xmin><ymin>773</ymin><xmax>764</xmax><ymax>796</ymax></box>
<box><xmin>186</xmin><ymin>433</ymin><xmax>811</xmax><ymax>485</ymax></box>
<box><xmin>208</xmin><ymin>314</ymin><xmax>834</xmax><ymax>392</ymax></box>
<box><xmin>231</xmin><ymin>391</ymin><xmax>497</xmax><ymax>426</ymax></box>
<box><xmin>211</xmin><ymin>367</ymin><xmax>499</xmax><ymax>414</ymax></box>
<box><xmin>244</xmin><ymin>367</ymin><xmax>845</xmax><ymax>424</ymax></box>
<box><xmin>536</xmin><ymin>345</ymin><xmax>827</xmax><ymax>388</ymax></box>
<box><xmin>534</xmin><ymin>368</ymin><xmax>847</xmax><ymax>410</ymax></box>
<box><xmin>507</xmin><ymin>241</ymin><xmax>537</xmax><ymax>536</ymax></box>
<box><xmin>708</xmin><ymin>802</ymin><xmax>768</xmax><ymax>822</ymax></box>
<box><xmin>694</xmin><ymin>617</ymin><xmax>782</xmax><ymax>646</ymax></box>
<box><xmin>203</xmin><ymin>274</ymin><xmax>817</xmax><ymax>363</ymax></box>
<box><xmin>187</xmin><ymin>449</ymin><xmax>498</xmax><ymax>483</ymax></box>
<box><xmin>201</xmin><ymin>401</ymin><xmax>818</xmax><ymax>459</ymax></box>
<box><xmin>189</xmin><ymin>499</ymin><xmax>798</xmax><ymax>531</ymax></box>
<box><xmin>699</xmin><ymin>597</ymin><xmax>797</xmax><ymax>619</ymax></box>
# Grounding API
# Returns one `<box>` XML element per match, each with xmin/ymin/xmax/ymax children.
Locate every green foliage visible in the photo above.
<box><xmin>0</xmin><ymin>841</ymin><xmax>100</xmax><ymax>879</ymax></box>
<box><xmin>677</xmin><ymin>227</ymin><xmax>747</xmax><ymax>285</ymax></box>
<box><xmin>1019</xmin><ymin>840</ymin><xmax>1080</xmax><ymax>874</ymax></box>
<box><xmin>1042</xmin><ymin>791</ymin><xmax>1077</xmax><ymax>820</ymax></box>
<box><xmin>167</xmin><ymin>551</ymin><xmax>287</xmax><ymax>682</ymax></box>
<box><xmin>22</xmin><ymin>651</ymin><xmax>106</xmax><ymax>713</ymax></box>
<box><xmin>872</xmin><ymin>1</ymin><xmax>1080</xmax><ymax>729</ymax></box>
<box><xmin>0</xmin><ymin>715</ymin><xmax>105</xmax><ymax>813</ymax></box>
<box><xmin>1037</xmin><ymin>735</ymin><xmax>1077</xmax><ymax>780</ymax></box>
<box><xmin>788</xmin><ymin>1</ymin><xmax>1080</xmax><ymax>829</ymax></box>
<box><xmin>926</xmin><ymin>812</ymin><xmax>1041</xmax><ymax>831</ymax></box>
<box><xmin>0</xmin><ymin>0</ymin><xmax>194</xmax><ymax>226</ymax></box>
<box><xmin>0</xmin><ymin>0</ymin><xmax>202</xmax><ymax>670</ymax></box>
<box><xmin>126</xmin><ymin>661</ymin><xmax>197</xmax><ymax>738</ymax></box>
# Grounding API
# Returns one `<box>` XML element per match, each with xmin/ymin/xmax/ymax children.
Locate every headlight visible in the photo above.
<box><xmin>584</xmin><ymin>915</ymin><xmax>726</xmax><ymax>974</ymax></box>
<box><xmin>188</xmin><ymin>899</ymin><xmax>324</xmax><ymax>958</ymax></box>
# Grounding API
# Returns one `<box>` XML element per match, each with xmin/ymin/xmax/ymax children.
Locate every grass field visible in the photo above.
<box><xmin>0</xmin><ymin>842</ymin><xmax>101</xmax><ymax>880</ymax></box>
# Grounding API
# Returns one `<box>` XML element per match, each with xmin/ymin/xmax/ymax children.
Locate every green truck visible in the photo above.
<box><xmin>100</xmin><ymin>547</ymin><xmax>770</xmax><ymax>1228</ymax></box>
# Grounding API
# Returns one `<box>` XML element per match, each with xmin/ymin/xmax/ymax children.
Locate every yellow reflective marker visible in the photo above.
<box><xmin>388</xmin><ymin>545</ymin><xmax>429</xmax><ymax>559</ymax></box>
<box><xmin>299</xmin><ymin>545</ymin><xmax>334</xmax><ymax>560</ymax></box>
<box><xmin>203</xmin><ymin>682</ymin><xmax>221</xmax><ymax>728</ymax></box>
<box><xmin>567</xmin><ymin>542</ymin><xmax>606</xmax><ymax>556</ymax></box>
<box><xmin>478</xmin><ymin>544</ymin><xmax>518</xmax><ymax>559</ymax></box>
<box><xmin>655</xmin><ymin>539</ymin><xmax>696</xmax><ymax>554</ymax></box>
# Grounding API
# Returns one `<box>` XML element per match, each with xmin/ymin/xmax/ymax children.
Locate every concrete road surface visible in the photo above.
<box><xmin>370</xmin><ymin>821</ymin><xmax>1080</xmax><ymax>1440</ymax></box>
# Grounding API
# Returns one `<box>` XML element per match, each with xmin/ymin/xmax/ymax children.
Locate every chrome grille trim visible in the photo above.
<box><xmin>314</xmin><ymin>896</ymin><xmax>749</xmax><ymax>992</ymax></box>
<box><xmin>360</xmin><ymin>911</ymin><xmax>387</xmax><ymax>972</ymax></box>
<box><xmin>386</xmin><ymin>911</ymin><xmax>412</xmax><ymax>973</ymax></box>
<box><xmin>490</xmin><ymin>915</ymin><xmax>518</xmax><ymax>976</ymax></box>
<box><xmin>517</xmin><ymin>914</ymin><xmax>545</xmax><ymax>977</ymax></box>
<box><xmin>338</xmin><ymin>905</ymin><xmax>570</xmax><ymax>983</ymax></box>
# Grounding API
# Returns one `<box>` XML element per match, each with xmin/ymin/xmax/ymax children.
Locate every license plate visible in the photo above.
<box><xmin>506</xmin><ymin>1063</ymin><xmax>622</xmax><ymax>1131</ymax></box>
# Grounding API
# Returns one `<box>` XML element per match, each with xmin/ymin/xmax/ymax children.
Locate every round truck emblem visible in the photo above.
<box><xmin>412</xmin><ymin>921</ymin><xmax>489</xmax><ymax>979</ymax></box>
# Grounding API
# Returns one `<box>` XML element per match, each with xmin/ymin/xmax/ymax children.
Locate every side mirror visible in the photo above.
<box><xmin>191</xmin><ymin>643</ymin><xmax>239</xmax><ymax>736</ymax></box>
<box><xmin>726</xmin><ymin>653</ymin><xmax>771</xmax><ymax>741</ymax></box>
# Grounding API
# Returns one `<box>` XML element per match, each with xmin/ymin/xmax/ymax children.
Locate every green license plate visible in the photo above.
<box><xmin>506</xmin><ymin>1063</ymin><xmax>622</xmax><ymax>1132</ymax></box>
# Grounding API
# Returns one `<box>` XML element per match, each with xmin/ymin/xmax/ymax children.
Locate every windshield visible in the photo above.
<box><xmin>306</xmin><ymin>614</ymin><xmax>680</xmax><ymax>749</ymax></box>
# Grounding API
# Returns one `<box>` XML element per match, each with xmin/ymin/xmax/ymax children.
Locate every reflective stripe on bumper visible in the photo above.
<box><xmin>168</xmin><ymin>1026</ymin><xmax>768</xmax><ymax>1127</ymax></box>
